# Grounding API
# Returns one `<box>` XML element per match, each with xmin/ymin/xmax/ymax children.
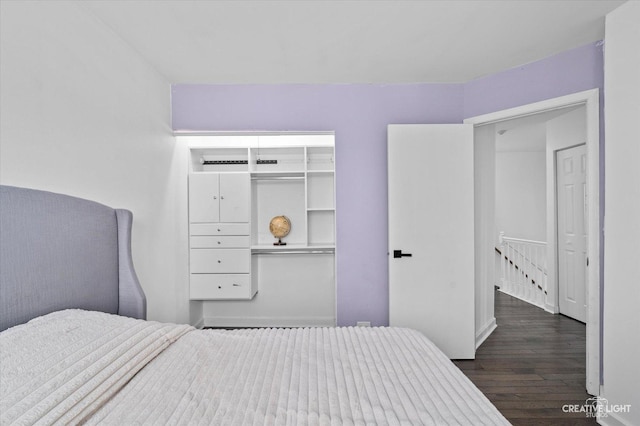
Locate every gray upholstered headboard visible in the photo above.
<box><xmin>0</xmin><ymin>185</ymin><xmax>146</xmax><ymax>331</ymax></box>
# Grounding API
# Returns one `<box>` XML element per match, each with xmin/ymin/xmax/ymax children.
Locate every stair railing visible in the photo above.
<box><xmin>498</xmin><ymin>232</ymin><xmax>548</xmax><ymax>309</ymax></box>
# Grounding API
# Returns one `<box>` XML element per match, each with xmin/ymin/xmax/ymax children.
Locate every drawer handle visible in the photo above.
<box><xmin>217</xmin><ymin>241</ymin><xmax>221</xmax><ymax>245</ymax></box>
<box><xmin>217</xmin><ymin>260</ymin><xmax>222</xmax><ymax>263</ymax></box>
<box><xmin>233</xmin><ymin>283</ymin><xmax>240</xmax><ymax>287</ymax></box>
<box><xmin>218</xmin><ymin>286</ymin><xmax>222</xmax><ymax>289</ymax></box>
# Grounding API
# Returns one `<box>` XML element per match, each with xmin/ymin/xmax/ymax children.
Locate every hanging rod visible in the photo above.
<box><xmin>252</xmin><ymin>249</ymin><xmax>334</xmax><ymax>255</ymax></box>
<box><xmin>200</xmin><ymin>159</ymin><xmax>248</xmax><ymax>165</ymax></box>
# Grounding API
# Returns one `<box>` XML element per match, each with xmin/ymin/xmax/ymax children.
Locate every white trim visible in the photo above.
<box><xmin>174</xmin><ymin>130</ymin><xmax>335</xmax><ymax>136</ymax></box>
<box><xmin>178</xmin><ymin>134</ymin><xmax>335</xmax><ymax>149</ymax></box>
<box><xmin>475</xmin><ymin>318</ymin><xmax>497</xmax><ymax>349</ymax></box>
<box><xmin>465</xmin><ymin>88</ymin><xmax>600</xmax><ymax>396</ymax></box>
<box><xmin>464</xmin><ymin>90</ymin><xmax>596</xmax><ymax>127</ymax></box>
<box><xmin>597</xmin><ymin>413</ymin><xmax>630</xmax><ymax>426</ymax></box>
<box><xmin>500</xmin><ymin>235</ymin><xmax>546</xmax><ymax>246</ymax></box>
<box><xmin>584</xmin><ymin>91</ymin><xmax>602</xmax><ymax>397</ymax></box>
<box><xmin>544</xmin><ymin>301</ymin><xmax>558</xmax><ymax>314</ymax></box>
<box><xmin>203</xmin><ymin>316</ymin><xmax>337</xmax><ymax>328</ymax></box>
<box><xmin>594</xmin><ymin>386</ymin><xmax>630</xmax><ymax>426</ymax></box>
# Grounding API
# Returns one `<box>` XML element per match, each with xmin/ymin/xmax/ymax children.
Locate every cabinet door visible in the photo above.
<box><xmin>189</xmin><ymin>174</ymin><xmax>220</xmax><ymax>223</ymax></box>
<box><xmin>219</xmin><ymin>173</ymin><xmax>250</xmax><ymax>222</ymax></box>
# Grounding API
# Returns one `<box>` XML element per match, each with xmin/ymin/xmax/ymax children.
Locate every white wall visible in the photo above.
<box><xmin>0</xmin><ymin>2</ymin><xmax>196</xmax><ymax>325</ymax></box>
<box><xmin>602</xmin><ymin>2</ymin><xmax>640</xmax><ymax>425</ymax></box>
<box><xmin>495</xmin><ymin>124</ymin><xmax>547</xmax><ymax>242</ymax></box>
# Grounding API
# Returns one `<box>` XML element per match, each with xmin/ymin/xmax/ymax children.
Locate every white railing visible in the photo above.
<box><xmin>498</xmin><ymin>232</ymin><xmax>547</xmax><ymax>309</ymax></box>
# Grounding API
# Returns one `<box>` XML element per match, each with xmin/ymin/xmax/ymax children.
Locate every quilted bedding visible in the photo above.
<box><xmin>0</xmin><ymin>311</ymin><xmax>509</xmax><ymax>425</ymax></box>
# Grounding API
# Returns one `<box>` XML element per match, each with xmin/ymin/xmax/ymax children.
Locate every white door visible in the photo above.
<box><xmin>388</xmin><ymin>124</ymin><xmax>475</xmax><ymax>359</ymax></box>
<box><xmin>189</xmin><ymin>173</ymin><xmax>220</xmax><ymax>223</ymax></box>
<box><xmin>556</xmin><ymin>144</ymin><xmax>587</xmax><ymax>323</ymax></box>
<box><xmin>219</xmin><ymin>173</ymin><xmax>250</xmax><ymax>222</ymax></box>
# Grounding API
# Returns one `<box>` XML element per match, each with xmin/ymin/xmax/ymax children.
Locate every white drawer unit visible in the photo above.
<box><xmin>190</xmin><ymin>223</ymin><xmax>250</xmax><ymax>236</ymax></box>
<box><xmin>189</xmin><ymin>221</ymin><xmax>251</xmax><ymax>299</ymax></box>
<box><xmin>190</xmin><ymin>249</ymin><xmax>250</xmax><ymax>274</ymax></box>
<box><xmin>190</xmin><ymin>235</ymin><xmax>250</xmax><ymax>249</ymax></box>
<box><xmin>190</xmin><ymin>274</ymin><xmax>254</xmax><ymax>300</ymax></box>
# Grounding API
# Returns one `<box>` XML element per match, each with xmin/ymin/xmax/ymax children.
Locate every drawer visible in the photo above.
<box><xmin>190</xmin><ymin>249</ymin><xmax>250</xmax><ymax>273</ymax></box>
<box><xmin>190</xmin><ymin>223</ymin><xmax>249</xmax><ymax>236</ymax></box>
<box><xmin>190</xmin><ymin>274</ymin><xmax>254</xmax><ymax>300</ymax></box>
<box><xmin>190</xmin><ymin>235</ymin><xmax>250</xmax><ymax>249</ymax></box>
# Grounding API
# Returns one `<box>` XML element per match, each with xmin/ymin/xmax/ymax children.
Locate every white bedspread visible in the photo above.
<box><xmin>1</xmin><ymin>311</ymin><xmax>509</xmax><ymax>425</ymax></box>
<box><xmin>0</xmin><ymin>310</ymin><xmax>192</xmax><ymax>425</ymax></box>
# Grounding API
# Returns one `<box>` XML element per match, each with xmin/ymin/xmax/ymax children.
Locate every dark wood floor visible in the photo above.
<box><xmin>454</xmin><ymin>290</ymin><xmax>596</xmax><ymax>425</ymax></box>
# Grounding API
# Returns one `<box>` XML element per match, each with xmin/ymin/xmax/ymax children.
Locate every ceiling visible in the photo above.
<box><xmin>83</xmin><ymin>0</ymin><xmax>624</xmax><ymax>84</ymax></box>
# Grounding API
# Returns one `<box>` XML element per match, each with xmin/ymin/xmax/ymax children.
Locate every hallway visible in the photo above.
<box><xmin>454</xmin><ymin>290</ymin><xmax>595</xmax><ymax>425</ymax></box>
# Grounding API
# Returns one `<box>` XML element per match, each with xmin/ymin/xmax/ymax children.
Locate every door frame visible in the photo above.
<box><xmin>464</xmin><ymin>89</ymin><xmax>600</xmax><ymax>395</ymax></box>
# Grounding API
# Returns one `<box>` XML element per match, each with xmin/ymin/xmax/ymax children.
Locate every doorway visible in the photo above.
<box><xmin>465</xmin><ymin>89</ymin><xmax>600</xmax><ymax>395</ymax></box>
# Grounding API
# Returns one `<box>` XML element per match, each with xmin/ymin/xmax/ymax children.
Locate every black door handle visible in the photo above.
<box><xmin>393</xmin><ymin>250</ymin><xmax>413</xmax><ymax>258</ymax></box>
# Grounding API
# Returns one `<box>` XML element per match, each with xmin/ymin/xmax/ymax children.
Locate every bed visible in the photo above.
<box><xmin>0</xmin><ymin>185</ymin><xmax>509</xmax><ymax>425</ymax></box>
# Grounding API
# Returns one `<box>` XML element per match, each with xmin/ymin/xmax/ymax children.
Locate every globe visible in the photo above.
<box><xmin>269</xmin><ymin>215</ymin><xmax>291</xmax><ymax>245</ymax></box>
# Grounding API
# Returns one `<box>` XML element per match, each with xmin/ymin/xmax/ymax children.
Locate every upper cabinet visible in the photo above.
<box><xmin>189</xmin><ymin>173</ymin><xmax>250</xmax><ymax>223</ymax></box>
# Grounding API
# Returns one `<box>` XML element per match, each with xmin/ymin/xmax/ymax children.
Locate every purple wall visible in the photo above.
<box><xmin>463</xmin><ymin>41</ymin><xmax>604</xmax><ymax>118</ymax></box>
<box><xmin>173</xmin><ymin>84</ymin><xmax>463</xmax><ymax>326</ymax></box>
<box><xmin>172</xmin><ymin>42</ymin><xmax>604</xmax><ymax>327</ymax></box>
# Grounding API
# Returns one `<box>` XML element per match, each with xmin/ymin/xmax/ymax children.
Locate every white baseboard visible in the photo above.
<box><xmin>544</xmin><ymin>302</ymin><xmax>559</xmax><ymax>314</ymax></box>
<box><xmin>203</xmin><ymin>316</ymin><xmax>336</xmax><ymax>328</ymax></box>
<box><xmin>476</xmin><ymin>317</ymin><xmax>497</xmax><ymax>349</ymax></box>
<box><xmin>596</xmin><ymin>389</ymin><xmax>634</xmax><ymax>426</ymax></box>
<box><xmin>598</xmin><ymin>413</ymin><xmax>631</xmax><ymax>426</ymax></box>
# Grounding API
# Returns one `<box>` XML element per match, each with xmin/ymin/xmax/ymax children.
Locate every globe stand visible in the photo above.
<box><xmin>273</xmin><ymin>238</ymin><xmax>287</xmax><ymax>246</ymax></box>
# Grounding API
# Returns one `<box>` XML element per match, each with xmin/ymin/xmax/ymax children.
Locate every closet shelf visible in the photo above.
<box><xmin>306</xmin><ymin>169</ymin><xmax>334</xmax><ymax>174</ymax></box>
<box><xmin>251</xmin><ymin>244</ymin><xmax>335</xmax><ymax>255</ymax></box>
<box><xmin>251</xmin><ymin>171</ymin><xmax>305</xmax><ymax>179</ymax></box>
<box><xmin>307</xmin><ymin>207</ymin><xmax>335</xmax><ymax>212</ymax></box>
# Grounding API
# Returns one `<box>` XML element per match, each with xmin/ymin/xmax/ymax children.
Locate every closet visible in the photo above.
<box><xmin>184</xmin><ymin>133</ymin><xmax>336</xmax><ymax>326</ymax></box>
